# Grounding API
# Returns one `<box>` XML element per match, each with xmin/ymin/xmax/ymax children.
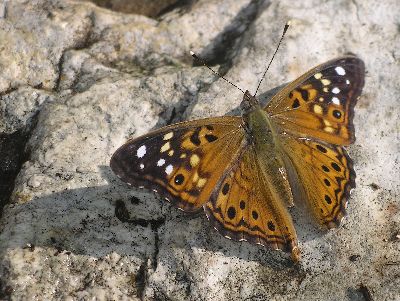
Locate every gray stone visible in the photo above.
<box><xmin>0</xmin><ymin>0</ymin><xmax>399</xmax><ymax>300</ymax></box>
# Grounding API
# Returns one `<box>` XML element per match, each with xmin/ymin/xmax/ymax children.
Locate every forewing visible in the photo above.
<box><xmin>110</xmin><ymin>117</ymin><xmax>245</xmax><ymax>212</ymax></box>
<box><xmin>265</xmin><ymin>56</ymin><xmax>365</xmax><ymax>145</ymax></box>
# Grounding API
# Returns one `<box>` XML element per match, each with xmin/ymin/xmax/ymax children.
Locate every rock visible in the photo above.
<box><xmin>0</xmin><ymin>0</ymin><xmax>399</xmax><ymax>300</ymax></box>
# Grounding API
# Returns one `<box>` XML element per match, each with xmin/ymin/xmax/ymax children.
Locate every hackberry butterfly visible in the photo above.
<box><xmin>110</xmin><ymin>36</ymin><xmax>364</xmax><ymax>262</ymax></box>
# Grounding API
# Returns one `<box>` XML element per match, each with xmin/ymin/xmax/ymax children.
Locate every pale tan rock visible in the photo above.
<box><xmin>0</xmin><ymin>0</ymin><xmax>399</xmax><ymax>300</ymax></box>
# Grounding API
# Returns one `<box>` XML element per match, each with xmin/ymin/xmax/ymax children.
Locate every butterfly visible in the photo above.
<box><xmin>110</xmin><ymin>55</ymin><xmax>365</xmax><ymax>262</ymax></box>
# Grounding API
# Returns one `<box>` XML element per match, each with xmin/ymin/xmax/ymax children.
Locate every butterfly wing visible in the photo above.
<box><xmin>265</xmin><ymin>56</ymin><xmax>365</xmax><ymax>145</ymax></box>
<box><xmin>279</xmin><ymin>135</ymin><xmax>355</xmax><ymax>227</ymax></box>
<box><xmin>110</xmin><ymin>117</ymin><xmax>245</xmax><ymax>212</ymax></box>
<box><xmin>203</xmin><ymin>143</ymin><xmax>299</xmax><ymax>260</ymax></box>
<box><xmin>264</xmin><ymin>56</ymin><xmax>364</xmax><ymax>227</ymax></box>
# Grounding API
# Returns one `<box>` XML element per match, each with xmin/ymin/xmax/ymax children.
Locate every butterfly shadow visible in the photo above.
<box><xmin>98</xmin><ymin>164</ymin><xmax>323</xmax><ymax>274</ymax></box>
<box><xmin>2</xmin><ymin>162</ymin><xmax>322</xmax><ymax>285</ymax></box>
<box><xmin>1</xmin><ymin>184</ymin><xmax>165</xmax><ymax>262</ymax></box>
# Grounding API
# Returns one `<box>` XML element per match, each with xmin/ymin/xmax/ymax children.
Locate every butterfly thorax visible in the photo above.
<box><xmin>240</xmin><ymin>90</ymin><xmax>277</xmax><ymax>147</ymax></box>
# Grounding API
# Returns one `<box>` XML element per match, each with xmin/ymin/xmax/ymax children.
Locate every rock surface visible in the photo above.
<box><xmin>0</xmin><ymin>0</ymin><xmax>399</xmax><ymax>300</ymax></box>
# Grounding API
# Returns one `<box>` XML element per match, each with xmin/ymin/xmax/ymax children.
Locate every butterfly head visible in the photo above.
<box><xmin>240</xmin><ymin>90</ymin><xmax>260</xmax><ymax>116</ymax></box>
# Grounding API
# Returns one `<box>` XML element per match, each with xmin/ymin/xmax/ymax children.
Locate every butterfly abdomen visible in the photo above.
<box><xmin>243</xmin><ymin>105</ymin><xmax>297</xmax><ymax>242</ymax></box>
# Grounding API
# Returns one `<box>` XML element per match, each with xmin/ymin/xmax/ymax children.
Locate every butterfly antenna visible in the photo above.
<box><xmin>253</xmin><ymin>21</ymin><xmax>290</xmax><ymax>97</ymax></box>
<box><xmin>190</xmin><ymin>51</ymin><xmax>246</xmax><ymax>94</ymax></box>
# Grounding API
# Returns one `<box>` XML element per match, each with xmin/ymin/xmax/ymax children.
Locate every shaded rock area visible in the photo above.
<box><xmin>0</xmin><ymin>0</ymin><xmax>399</xmax><ymax>300</ymax></box>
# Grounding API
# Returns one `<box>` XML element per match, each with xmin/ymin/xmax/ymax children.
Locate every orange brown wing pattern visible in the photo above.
<box><xmin>111</xmin><ymin>117</ymin><xmax>245</xmax><ymax>212</ymax></box>
<box><xmin>280</xmin><ymin>135</ymin><xmax>356</xmax><ymax>228</ymax></box>
<box><xmin>204</xmin><ymin>144</ymin><xmax>299</xmax><ymax>258</ymax></box>
<box><xmin>265</xmin><ymin>56</ymin><xmax>365</xmax><ymax>146</ymax></box>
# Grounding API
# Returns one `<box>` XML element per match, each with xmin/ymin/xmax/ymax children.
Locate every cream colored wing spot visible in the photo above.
<box><xmin>313</xmin><ymin>104</ymin><xmax>323</xmax><ymax>114</ymax></box>
<box><xmin>321</xmin><ymin>79</ymin><xmax>331</xmax><ymax>86</ymax></box>
<box><xmin>190</xmin><ymin>154</ymin><xmax>200</xmax><ymax>167</ymax></box>
<box><xmin>192</xmin><ymin>172</ymin><xmax>199</xmax><ymax>182</ymax></box>
<box><xmin>324</xmin><ymin>126</ymin><xmax>335</xmax><ymax>133</ymax></box>
<box><xmin>160</xmin><ymin>142</ymin><xmax>171</xmax><ymax>153</ymax></box>
<box><xmin>168</xmin><ymin>150</ymin><xmax>174</xmax><ymax>156</ymax></box>
<box><xmin>314</xmin><ymin>73</ymin><xmax>322</xmax><ymax>79</ymax></box>
<box><xmin>163</xmin><ymin>132</ymin><xmax>174</xmax><ymax>140</ymax></box>
<box><xmin>197</xmin><ymin>178</ymin><xmax>207</xmax><ymax>188</ymax></box>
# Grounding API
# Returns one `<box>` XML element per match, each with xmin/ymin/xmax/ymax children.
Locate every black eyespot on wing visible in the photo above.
<box><xmin>331</xmin><ymin>162</ymin><xmax>341</xmax><ymax>172</ymax></box>
<box><xmin>190</xmin><ymin>128</ymin><xmax>201</xmax><ymax>146</ymax></box>
<box><xmin>174</xmin><ymin>174</ymin><xmax>185</xmax><ymax>185</ymax></box>
<box><xmin>316</xmin><ymin>145</ymin><xmax>327</xmax><ymax>153</ymax></box>
<box><xmin>299</xmin><ymin>88</ymin><xmax>309</xmax><ymax>101</ymax></box>
<box><xmin>252</xmin><ymin>210</ymin><xmax>258</xmax><ymax>220</ymax></box>
<box><xmin>292</xmin><ymin>99</ymin><xmax>300</xmax><ymax>109</ymax></box>
<box><xmin>239</xmin><ymin>200</ymin><xmax>246</xmax><ymax>210</ymax></box>
<box><xmin>333</xmin><ymin>110</ymin><xmax>342</xmax><ymax>119</ymax></box>
<box><xmin>227</xmin><ymin>207</ymin><xmax>236</xmax><ymax>219</ymax></box>
<box><xmin>267</xmin><ymin>221</ymin><xmax>275</xmax><ymax>231</ymax></box>
<box><xmin>222</xmin><ymin>183</ymin><xmax>230</xmax><ymax>195</ymax></box>
<box><xmin>325</xmin><ymin>195</ymin><xmax>332</xmax><ymax>204</ymax></box>
<box><xmin>205</xmin><ymin>134</ymin><xmax>218</xmax><ymax>142</ymax></box>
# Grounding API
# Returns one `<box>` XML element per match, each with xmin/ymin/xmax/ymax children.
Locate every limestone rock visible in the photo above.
<box><xmin>0</xmin><ymin>0</ymin><xmax>399</xmax><ymax>300</ymax></box>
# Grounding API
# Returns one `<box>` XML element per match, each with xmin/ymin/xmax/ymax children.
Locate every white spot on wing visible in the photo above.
<box><xmin>157</xmin><ymin>158</ymin><xmax>166</xmax><ymax>166</ymax></box>
<box><xmin>332</xmin><ymin>97</ymin><xmax>340</xmax><ymax>105</ymax></box>
<box><xmin>335</xmin><ymin>66</ymin><xmax>346</xmax><ymax>75</ymax></box>
<box><xmin>165</xmin><ymin>164</ymin><xmax>173</xmax><ymax>175</ymax></box>
<box><xmin>346</xmin><ymin>79</ymin><xmax>350</xmax><ymax>85</ymax></box>
<box><xmin>137</xmin><ymin>145</ymin><xmax>146</xmax><ymax>158</ymax></box>
<box><xmin>140</xmin><ymin>163</ymin><xmax>144</xmax><ymax>169</ymax></box>
<box><xmin>332</xmin><ymin>87</ymin><xmax>340</xmax><ymax>94</ymax></box>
